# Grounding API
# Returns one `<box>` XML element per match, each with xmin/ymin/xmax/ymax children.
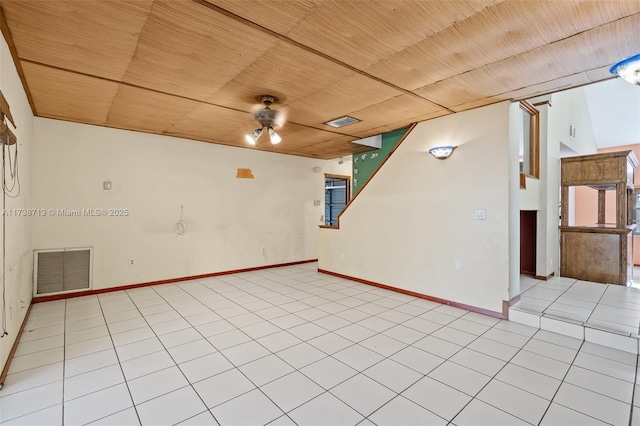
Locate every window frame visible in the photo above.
<box><xmin>519</xmin><ymin>100</ymin><xmax>540</xmax><ymax>184</ymax></box>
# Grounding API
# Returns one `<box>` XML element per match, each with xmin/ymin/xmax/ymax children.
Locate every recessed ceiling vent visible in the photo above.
<box><xmin>325</xmin><ymin>116</ymin><xmax>360</xmax><ymax>128</ymax></box>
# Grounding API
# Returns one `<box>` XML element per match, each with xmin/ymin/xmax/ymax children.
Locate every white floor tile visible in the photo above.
<box><xmin>64</xmin><ymin>364</ymin><xmax>124</xmax><ymax>401</ymax></box>
<box><xmin>136</xmin><ymin>386</ymin><xmax>207</xmax><ymax>426</ymax></box>
<box><xmin>211</xmin><ymin>389</ymin><xmax>283</xmax><ymax>425</ymax></box>
<box><xmin>19</xmin><ymin>324</ymin><xmax>64</xmax><ymax>343</ymax></box>
<box><xmin>9</xmin><ymin>347</ymin><xmax>64</xmax><ymax>374</ymax></box>
<box><xmin>452</xmin><ymin>399</ymin><xmax>529</xmax><ymax>425</ymax></box>
<box><xmin>288</xmin><ymin>392</ymin><xmax>364</xmax><ymax>426</ymax></box>
<box><xmin>532</xmin><ymin>329</ymin><xmax>583</xmax><ymax>350</ymax></box>
<box><xmin>300</xmin><ymin>356</ymin><xmax>358</xmax><ymax>390</ymax></box>
<box><xmin>495</xmin><ymin>363</ymin><xmax>561</xmax><ymax>399</ymax></box>
<box><xmin>467</xmin><ymin>337</ymin><xmax>519</xmax><ymax>361</ymax></box>
<box><xmin>111</xmin><ymin>327</ymin><xmax>156</xmax><ymax>347</ymax></box>
<box><xmin>553</xmin><ymin>382</ymin><xmax>630</xmax><ymax>425</ymax></box>
<box><xmin>369</xmin><ymin>395</ymin><xmax>447</xmax><ymax>426</ymax></box>
<box><xmin>431</xmin><ymin>326</ymin><xmax>477</xmax><ymax>346</ymax></box>
<box><xmin>573</xmin><ymin>351</ymin><xmax>636</xmax><ymax>382</ymax></box>
<box><xmin>167</xmin><ymin>339</ymin><xmax>216</xmax><ymax>364</ymax></box>
<box><xmin>359</xmin><ymin>333</ymin><xmax>406</xmax><ymax>357</ymax></box>
<box><xmin>307</xmin><ymin>332</ymin><xmax>353</xmax><ymax>355</ymax></box>
<box><xmin>428</xmin><ymin>360</ymin><xmax>491</xmax><ymax>396</ymax></box>
<box><xmin>115</xmin><ymin>337</ymin><xmax>164</xmax><ymax>362</ymax></box>
<box><xmin>128</xmin><ymin>366</ymin><xmax>189</xmax><ymax>404</ymax></box>
<box><xmin>482</xmin><ymin>327</ymin><xmax>531</xmax><ymax>348</ymax></box>
<box><xmin>381</xmin><ymin>324</ymin><xmax>426</xmax><ymax>344</ymax></box>
<box><xmin>240</xmin><ymin>321</ymin><xmax>281</xmax><ymax>339</ymax></box>
<box><xmin>564</xmin><ymin>365</ymin><xmax>633</xmax><ymax>403</ymax></box>
<box><xmin>449</xmin><ymin>348</ymin><xmax>505</xmax><ymax>377</ymax></box>
<box><xmin>207</xmin><ymin>329</ymin><xmax>251</xmax><ymax>351</ymax></box>
<box><xmin>402</xmin><ymin>376</ymin><xmax>472</xmax><ymax>421</ymax></box>
<box><xmin>14</xmin><ymin>335</ymin><xmax>64</xmax><ymax>357</ymax></box>
<box><xmin>334</xmin><ymin>323</ymin><xmax>377</xmax><ymax>343</ymax></box>
<box><xmin>332</xmin><ymin>344</ymin><xmax>384</xmax><ymax>372</ymax></box>
<box><xmin>539</xmin><ymin>402</ymin><xmax>609</xmax><ymax>426</ymax></box>
<box><xmin>176</xmin><ymin>411</ymin><xmax>219</xmax><ymax>426</ymax></box>
<box><xmin>0</xmin><ymin>381</ymin><xmax>63</xmax><ymax>422</ymax></box>
<box><xmin>179</xmin><ymin>352</ymin><xmax>234</xmax><ymax>383</ymax></box>
<box><xmin>89</xmin><ymin>407</ymin><xmax>140</xmax><ymax>425</ymax></box>
<box><xmin>412</xmin><ymin>335</ymin><xmax>462</xmax><ymax>359</ymax></box>
<box><xmin>277</xmin><ymin>342</ymin><xmax>327</xmax><ymax>369</ymax></box>
<box><xmin>390</xmin><ymin>346</ymin><xmax>445</xmax><ymax>375</ymax></box>
<box><xmin>107</xmin><ymin>316</ymin><xmax>148</xmax><ymax>337</ymax></box>
<box><xmin>363</xmin><ymin>358</ymin><xmax>422</xmax><ymax>393</ymax></box>
<box><xmin>14</xmin><ymin>265</ymin><xmax>640</xmax><ymax>426</ymax></box>
<box><xmin>2</xmin><ymin>405</ymin><xmax>63</xmax><ymax>426</ymax></box>
<box><xmin>262</xmin><ymin>371</ymin><xmax>325</xmax><ymax>412</ymax></box>
<box><xmin>0</xmin><ymin>362</ymin><xmax>63</xmax><ymax>397</ymax></box>
<box><xmin>476</xmin><ymin>379</ymin><xmax>550</xmax><ymax>424</ymax></box>
<box><xmin>239</xmin><ymin>354</ymin><xmax>295</xmax><ymax>386</ymax></box>
<box><xmin>509</xmin><ymin>349</ymin><xmax>570</xmax><ymax>380</ymax></box>
<box><xmin>63</xmin><ymin>383</ymin><xmax>133</xmax><ymax>425</ymax></box>
<box><xmin>193</xmin><ymin>368</ymin><xmax>256</xmax><ymax>408</ymax></box>
<box><xmin>257</xmin><ymin>331</ymin><xmax>303</xmax><ymax>353</ymax></box>
<box><xmin>331</xmin><ymin>374</ymin><xmax>396</xmax><ymax>417</ymax></box>
<box><xmin>522</xmin><ymin>338</ymin><xmax>578</xmax><ymax>363</ymax></box>
<box><xmin>448</xmin><ymin>318</ymin><xmax>491</xmax><ymax>336</ymax></box>
<box><xmin>222</xmin><ymin>340</ymin><xmax>270</xmax><ymax>366</ymax></box>
<box><xmin>287</xmin><ymin>322</ymin><xmax>328</xmax><ymax>341</ymax></box>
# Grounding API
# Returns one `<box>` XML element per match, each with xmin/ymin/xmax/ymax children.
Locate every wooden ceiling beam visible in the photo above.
<box><xmin>193</xmin><ymin>0</ymin><xmax>455</xmax><ymax>113</ymax></box>
<box><xmin>19</xmin><ymin>57</ymin><xmax>368</xmax><ymax>139</ymax></box>
<box><xmin>0</xmin><ymin>5</ymin><xmax>36</xmax><ymax>115</ymax></box>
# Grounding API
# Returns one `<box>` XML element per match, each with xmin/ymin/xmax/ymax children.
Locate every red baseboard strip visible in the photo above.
<box><xmin>318</xmin><ymin>268</ymin><xmax>505</xmax><ymax>320</ymax></box>
<box><xmin>534</xmin><ymin>272</ymin><xmax>555</xmax><ymax>281</ymax></box>
<box><xmin>0</xmin><ymin>302</ymin><xmax>32</xmax><ymax>388</ymax></box>
<box><xmin>33</xmin><ymin>259</ymin><xmax>318</xmax><ymax>303</ymax></box>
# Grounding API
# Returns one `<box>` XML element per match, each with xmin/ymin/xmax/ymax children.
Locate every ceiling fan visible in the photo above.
<box><xmin>245</xmin><ymin>95</ymin><xmax>284</xmax><ymax>145</ymax></box>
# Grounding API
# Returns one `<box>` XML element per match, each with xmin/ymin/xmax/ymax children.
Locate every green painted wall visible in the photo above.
<box><xmin>352</xmin><ymin>127</ymin><xmax>409</xmax><ymax>195</ymax></box>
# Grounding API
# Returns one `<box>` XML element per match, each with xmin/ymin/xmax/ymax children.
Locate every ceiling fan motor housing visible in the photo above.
<box><xmin>252</xmin><ymin>95</ymin><xmax>280</xmax><ymax>127</ymax></box>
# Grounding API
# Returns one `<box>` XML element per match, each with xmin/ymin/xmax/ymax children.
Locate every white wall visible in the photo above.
<box><xmin>32</xmin><ymin>118</ymin><xmax>350</xmax><ymax>290</ymax></box>
<box><xmin>0</xmin><ymin>36</ymin><xmax>34</xmax><ymax>375</ymax></box>
<box><xmin>319</xmin><ymin>102</ymin><xmax>515</xmax><ymax>314</ymax></box>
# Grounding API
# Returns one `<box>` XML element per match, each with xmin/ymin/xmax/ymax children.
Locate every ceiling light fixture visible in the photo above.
<box><xmin>428</xmin><ymin>145</ymin><xmax>456</xmax><ymax>160</ymax></box>
<box><xmin>246</xmin><ymin>95</ymin><xmax>283</xmax><ymax>145</ymax></box>
<box><xmin>245</xmin><ymin>128</ymin><xmax>262</xmax><ymax>145</ymax></box>
<box><xmin>610</xmin><ymin>53</ymin><xmax>640</xmax><ymax>86</ymax></box>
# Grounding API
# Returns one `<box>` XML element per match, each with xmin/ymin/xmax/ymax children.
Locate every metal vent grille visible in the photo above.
<box><xmin>35</xmin><ymin>248</ymin><xmax>92</xmax><ymax>295</ymax></box>
<box><xmin>325</xmin><ymin>116</ymin><xmax>360</xmax><ymax>128</ymax></box>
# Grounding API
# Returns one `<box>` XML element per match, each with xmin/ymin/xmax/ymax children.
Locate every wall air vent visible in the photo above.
<box><xmin>34</xmin><ymin>248</ymin><xmax>92</xmax><ymax>296</ymax></box>
<box><xmin>325</xmin><ymin>116</ymin><xmax>360</xmax><ymax>128</ymax></box>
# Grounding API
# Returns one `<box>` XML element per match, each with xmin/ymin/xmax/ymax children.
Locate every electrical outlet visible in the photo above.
<box><xmin>428</xmin><ymin>266</ymin><xmax>434</xmax><ymax>276</ymax></box>
<box><xmin>129</xmin><ymin>259</ymin><xmax>135</xmax><ymax>267</ymax></box>
<box><xmin>454</xmin><ymin>259</ymin><xmax>463</xmax><ymax>270</ymax></box>
<box><xmin>474</xmin><ymin>209</ymin><xmax>486</xmax><ymax>220</ymax></box>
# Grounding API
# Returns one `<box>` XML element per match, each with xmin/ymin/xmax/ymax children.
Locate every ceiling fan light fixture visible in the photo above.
<box><xmin>268</xmin><ymin>126</ymin><xmax>281</xmax><ymax>144</ymax></box>
<box><xmin>610</xmin><ymin>53</ymin><xmax>640</xmax><ymax>86</ymax></box>
<box><xmin>245</xmin><ymin>128</ymin><xmax>262</xmax><ymax>145</ymax></box>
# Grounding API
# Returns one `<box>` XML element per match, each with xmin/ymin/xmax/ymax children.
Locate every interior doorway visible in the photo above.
<box><xmin>520</xmin><ymin>210</ymin><xmax>537</xmax><ymax>276</ymax></box>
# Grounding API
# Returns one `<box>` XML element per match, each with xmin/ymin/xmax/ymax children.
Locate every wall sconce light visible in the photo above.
<box><xmin>428</xmin><ymin>145</ymin><xmax>456</xmax><ymax>160</ymax></box>
<box><xmin>610</xmin><ymin>53</ymin><xmax>640</xmax><ymax>86</ymax></box>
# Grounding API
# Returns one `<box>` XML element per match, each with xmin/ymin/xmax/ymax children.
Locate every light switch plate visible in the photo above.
<box><xmin>474</xmin><ymin>209</ymin><xmax>486</xmax><ymax>220</ymax></box>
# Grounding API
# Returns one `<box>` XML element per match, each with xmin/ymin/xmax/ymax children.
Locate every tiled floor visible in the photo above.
<box><xmin>2</xmin><ymin>262</ymin><xmax>640</xmax><ymax>425</ymax></box>
<box><xmin>513</xmin><ymin>273</ymin><xmax>640</xmax><ymax>337</ymax></box>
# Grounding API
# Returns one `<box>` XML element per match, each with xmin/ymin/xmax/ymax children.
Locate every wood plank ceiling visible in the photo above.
<box><xmin>2</xmin><ymin>0</ymin><xmax>639</xmax><ymax>159</ymax></box>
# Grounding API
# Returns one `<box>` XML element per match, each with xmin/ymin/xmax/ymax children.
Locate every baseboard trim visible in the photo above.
<box><xmin>33</xmin><ymin>259</ymin><xmax>318</xmax><ymax>303</ymax></box>
<box><xmin>318</xmin><ymin>269</ymin><xmax>505</xmax><ymax>319</ymax></box>
<box><xmin>534</xmin><ymin>272</ymin><xmax>555</xmax><ymax>281</ymax></box>
<box><xmin>0</xmin><ymin>302</ymin><xmax>33</xmax><ymax>388</ymax></box>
